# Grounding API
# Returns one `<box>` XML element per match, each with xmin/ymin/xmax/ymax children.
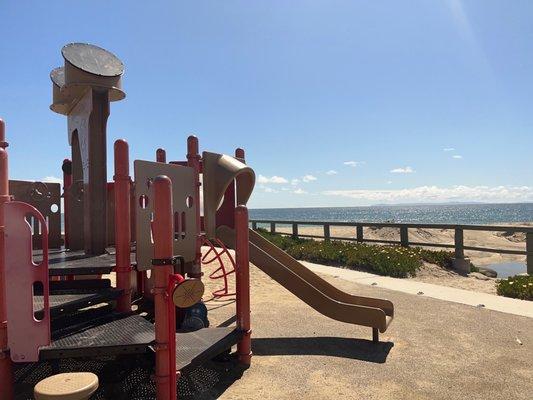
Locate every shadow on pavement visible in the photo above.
<box><xmin>251</xmin><ymin>336</ymin><xmax>394</xmax><ymax>363</ymax></box>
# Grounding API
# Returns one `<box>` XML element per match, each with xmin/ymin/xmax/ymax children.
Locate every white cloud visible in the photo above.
<box><xmin>302</xmin><ymin>174</ymin><xmax>317</xmax><ymax>183</ymax></box>
<box><xmin>258</xmin><ymin>185</ymin><xmax>279</xmax><ymax>193</ymax></box>
<box><xmin>323</xmin><ymin>185</ymin><xmax>533</xmax><ymax>204</ymax></box>
<box><xmin>258</xmin><ymin>175</ymin><xmax>288</xmax><ymax>184</ymax></box>
<box><xmin>390</xmin><ymin>166</ymin><xmax>415</xmax><ymax>174</ymax></box>
<box><xmin>291</xmin><ymin>179</ymin><xmax>300</xmax><ymax>186</ymax></box>
<box><xmin>387</xmin><ymin>181</ymin><xmax>393</xmax><ymax>184</ymax></box>
<box><xmin>343</xmin><ymin>161</ymin><xmax>365</xmax><ymax>167</ymax></box>
<box><xmin>293</xmin><ymin>188</ymin><xmax>307</xmax><ymax>195</ymax></box>
<box><xmin>42</xmin><ymin>176</ymin><xmax>62</xmax><ymax>183</ymax></box>
<box><xmin>443</xmin><ymin>148</ymin><xmax>455</xmax><ymax>152</ymax></box>
<box><xmin>452</xmin><ymin>155</ymin><xmax>463</xmax><ymax>159</ymax></box>
<box><xmin>326</xmin><ymin>170</ymin><xmax>338</xmax><ymax>175</ymax></box>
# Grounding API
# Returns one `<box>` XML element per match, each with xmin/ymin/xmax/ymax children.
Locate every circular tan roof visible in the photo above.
<box><xmin>62</xmin><ymin>43</ymin><xmax>124</xmax><ymax>77</ymax></box>
<box><xmin>50</xmin><ymin>67</ymin><xmax>65</xmax><ymax>87</ymax></box>
<box><xmin>34</xmin><ymin>372</ymin><xmax>99</xmax><ymax>400</ymax></box>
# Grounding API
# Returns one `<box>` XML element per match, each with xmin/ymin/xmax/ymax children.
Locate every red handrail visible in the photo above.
<box><xmin>201</xmin><ymin>236</ymin><xmax>236</xmax><ymax>298</ymax></box>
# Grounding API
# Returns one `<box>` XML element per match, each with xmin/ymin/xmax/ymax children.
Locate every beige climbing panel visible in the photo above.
<box><xmin>134</xmin><ymin>160</ymin><xmax>198</xmax><ymax>271</ymax></box>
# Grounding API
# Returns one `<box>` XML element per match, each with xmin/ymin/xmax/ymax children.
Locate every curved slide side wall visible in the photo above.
<box><xmin>217</xmin><ymin>226</ymin><xmax>393</xmax><ymax>333</ymax></box>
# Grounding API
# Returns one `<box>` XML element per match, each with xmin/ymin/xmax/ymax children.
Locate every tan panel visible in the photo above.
<box><xmin>134</xmin><ymin>160</ymin><xmax>197</xmax><ymax>271</ymax></box>
<box><xmin>8</xmin><ymin>180</ymin><xmax>62</xmax><ymax>249</ymax></box>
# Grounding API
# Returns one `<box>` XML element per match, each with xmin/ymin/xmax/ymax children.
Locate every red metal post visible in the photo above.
<box><xmin>235</xmin><ymin>205</ymin><xmax>251</xmax><ymax>365</ymax></box>
<box><xmin>187</xmin><ymin>136</ymin><xmax>202</xmax><ymax>278</ymax></box>
<box><xmin>156</xmin><ymin>148</ymin><xmax>166</xmax><ymax>163</ymax></box>
<box><xmin>62</xmin><ymin>159</ymin><xmax>72</xmax><ymax>250</ymax></box>
<box><xmin>114</xmin><ymin>140</ymin><xmax>132</xmax><ymax>313</ymax></box>
<box><xmin>0</xmin><ymin>118</ymin><xmax>13</xmax><ymax>400</ymax></box>
<box><xmin>152</xmin><ymin>176</ymin><xmax>176</xmax><ymax>400</ymax></box>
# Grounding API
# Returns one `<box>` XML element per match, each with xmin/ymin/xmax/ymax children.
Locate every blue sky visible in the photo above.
<box><xmin>1</xmin><ymin>1</ymin><xmax>532</xmax><ymax>208</ymax></box>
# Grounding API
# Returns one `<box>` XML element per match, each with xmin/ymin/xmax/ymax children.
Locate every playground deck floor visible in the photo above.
<box><xmin>201</xmin><ymin>260</ymin><xmax>533</xmax><ymax>400</ymax></box>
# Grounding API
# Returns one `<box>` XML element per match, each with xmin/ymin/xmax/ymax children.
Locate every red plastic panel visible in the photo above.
<box><xmin>4</xmin><ymin>201</ymin><xmax>50</xmax><ymax>362</ymax></box>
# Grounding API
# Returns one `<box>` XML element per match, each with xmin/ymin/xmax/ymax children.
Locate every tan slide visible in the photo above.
<box><xmin>217</xmin><ymin>226</ymin><xmax>394</xmax><ymax>335</ymax></box>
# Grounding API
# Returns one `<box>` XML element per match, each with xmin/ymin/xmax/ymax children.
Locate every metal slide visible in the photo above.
<box><xmin>217</xmin><ymin>226</ymin><xmax>394</xmax><ymax>333</ymax></box>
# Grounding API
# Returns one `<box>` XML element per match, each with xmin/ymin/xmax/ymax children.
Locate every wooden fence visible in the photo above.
<box><xmin>249</xmin><ymin>219</ymin><xmax>533</xmax><ymax>274</ymax></box>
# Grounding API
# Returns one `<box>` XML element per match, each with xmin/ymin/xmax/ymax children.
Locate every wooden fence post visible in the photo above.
<box><xmin>324</xmin><ymin>224</ymin><xmax>331</xmax><ymax>241</ymax></box>
<box><xmin>400</xmin><ymin>226</ymin><xmax>409</xmax><ymax>247</ymax></box>
<box><xmin>453</xmin><ymin>227</ymin><xmax>470</xmax><ymax>274</ymax></box>
<box><xmin>527</xmin><ymin>232</ymin><xmax>533</xmax><ymax>275</ymax></box>
<box><xmin>356</xmin><ymin>225</ymin><xmax>363</xmax><ymax>243</ymax></box>
<box><xmin>292</xmin><ymin>223</ymin><xmax>298</xmax><ymax>238</ymax></box>
<box><xmin>454</xmin><ymin>228</ymin><xmax>464</xmax><ymax>259</ymax></box>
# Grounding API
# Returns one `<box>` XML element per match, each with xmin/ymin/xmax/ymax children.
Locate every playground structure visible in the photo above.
<box><xmin>0</xmin><ymin>43</ymin><xmax>394</xmax><ymax>399</ymax></box>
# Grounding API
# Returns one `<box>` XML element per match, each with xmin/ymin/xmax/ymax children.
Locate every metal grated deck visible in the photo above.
<box><xmin>43</xmin><ymin>250</ymin><xmax>136</xmax><ymax>276</ymax></box>
<box><xmin>40</xmin><ymin>315</ymin><xmax>155</xmax><ymax>360</ymax></box>
<box><xmin>15</xmin><ymin>322</ymin><xmax>243</xmax><ymax>399</ymax></box>
<box><xmin>35</xmin><ymin>289</ymin><xmax>123</xmax><ymax>318</ymax></box>
<box><xmin>174</xmin><ymin>327</ymin><xmax>243</xmax><ymax>371</ymax></box>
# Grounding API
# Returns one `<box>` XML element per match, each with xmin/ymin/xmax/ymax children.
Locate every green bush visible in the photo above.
<box><xmin>417</xmin><ymin>249</ymin><xmax>454</xmax><ymax>269</ymax></box>
<box><xmin>415</xmin><ymin>248</ymin><xmax>478</xmax><ymax>272</ymax></box>
<box><xmin>496</xmin><ymin>275</ymin><xmax>533</xmax><ymax>301</ymax></box>
<box><xmin>255</xmin><ymin>228</ymin><xmax>309</xmax><ymax>250</ymax></box>
<box><xmin>256</xmin><ymin>229</ymin><xmax>422</xmax><ymax>278</ymax></box>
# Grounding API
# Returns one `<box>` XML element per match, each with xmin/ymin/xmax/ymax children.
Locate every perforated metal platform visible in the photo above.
<box><xmin>174</xmin><ymin>327</ymin><xmax>243</xmax><ymax>371</ymax></box>
<box><xmin>35</xmin><ymin>288</ymin><xmax>123</xmax><ymax>318</ymax></box>
<box><xmin>40</xmin><ymin>315</ymin><xmax>155</xmax><ymax>360</ymax></box>
<box><xmin>42</xmin><ymin>250</ymin><xmax>136</xmax><ymax>276</ymax></box>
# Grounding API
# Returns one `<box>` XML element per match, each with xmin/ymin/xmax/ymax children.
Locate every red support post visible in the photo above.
<box><xmin>114</xmin><ymin>140</ymin><xmax>132</xmax><ymax>313</ymax></box>
<box><xmin>235</xmin><ymin>205</ymin><xmax>252</xmax><ymax>365</ymax></box>
<box><xmin>187</xmin><ymin>136</ymin><xmax>202</xmax><ymax>278</ymax></box>
<box><xmin>152</xmin><ymin>176</ymin><xmax>176</xmax><ymax>400</ymax></box>
<box><xmin>62</xmin><ymin>159</ymin><xmax>72</xmax><ymax>250</ymax></box>
<box><xmin>0</xmin><ymin>119</ymin><xmax>13</xmax><ymax>400</ymax></box>
<box><xmin>156</xmin><ymin>148</ymin><xmax>167</xmax><ymax>163</ymax></box>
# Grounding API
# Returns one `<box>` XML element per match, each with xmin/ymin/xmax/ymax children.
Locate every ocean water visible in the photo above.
<box><xmin>249</xmin><ymin>203</ymin><xmax>533</xmax><ymax>225</ymax></box>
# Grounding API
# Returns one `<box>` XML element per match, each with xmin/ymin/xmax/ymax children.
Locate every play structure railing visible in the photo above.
<box><xmin>201</xmin><ymin>236</ymin><xmax>236</xmax><ymax>298</ymax></box>
<box><xmin>249</xmin><ymin>219</ymin><xmax>533</xmax><ymax>274</ymax></box>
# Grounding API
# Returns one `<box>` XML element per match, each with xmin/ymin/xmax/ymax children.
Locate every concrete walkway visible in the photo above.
<box><xmin>302</xmin><ymin>261</ymin><xmax>533</xmax><ymax>318</ymax></box>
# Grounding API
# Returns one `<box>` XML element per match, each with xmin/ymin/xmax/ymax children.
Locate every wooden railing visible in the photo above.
<box><xmin>249</xmin><ymin>219</ymin><xmax>533</xmax><ymax>274</ymax></box>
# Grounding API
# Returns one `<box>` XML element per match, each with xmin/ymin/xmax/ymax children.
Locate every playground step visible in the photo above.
<box><xmin>40</xmin><ymin>314</ymin><xmax>155</xmax><ymax>360</ymax></box>
<box><xmin>51</xmin><ymin>304</ymin><xmax>116</xmax><ymax>334</ymax></box>
<box><xmin>43</xmin><ymin>250</ymin><xmax>136</xmax><ymax>277</ymax></box>
<box><xmin>41</xmin><ymin>313</ymin><xmax>242</xmax><ymax>373</ymax></box>
<box><xmin>35</xmin><ymin>288</ymin><xmax>123</xmax><ymax>319</ymax></box>
<box><xmin>174</xmin><ymin>327</ymin><xmax>243</xmax><ymax>371</ymax></box>
<box><xmin>49</xmin><ymin>278</ymin><xmax>113</xmax><ymax>294</ymax></box>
